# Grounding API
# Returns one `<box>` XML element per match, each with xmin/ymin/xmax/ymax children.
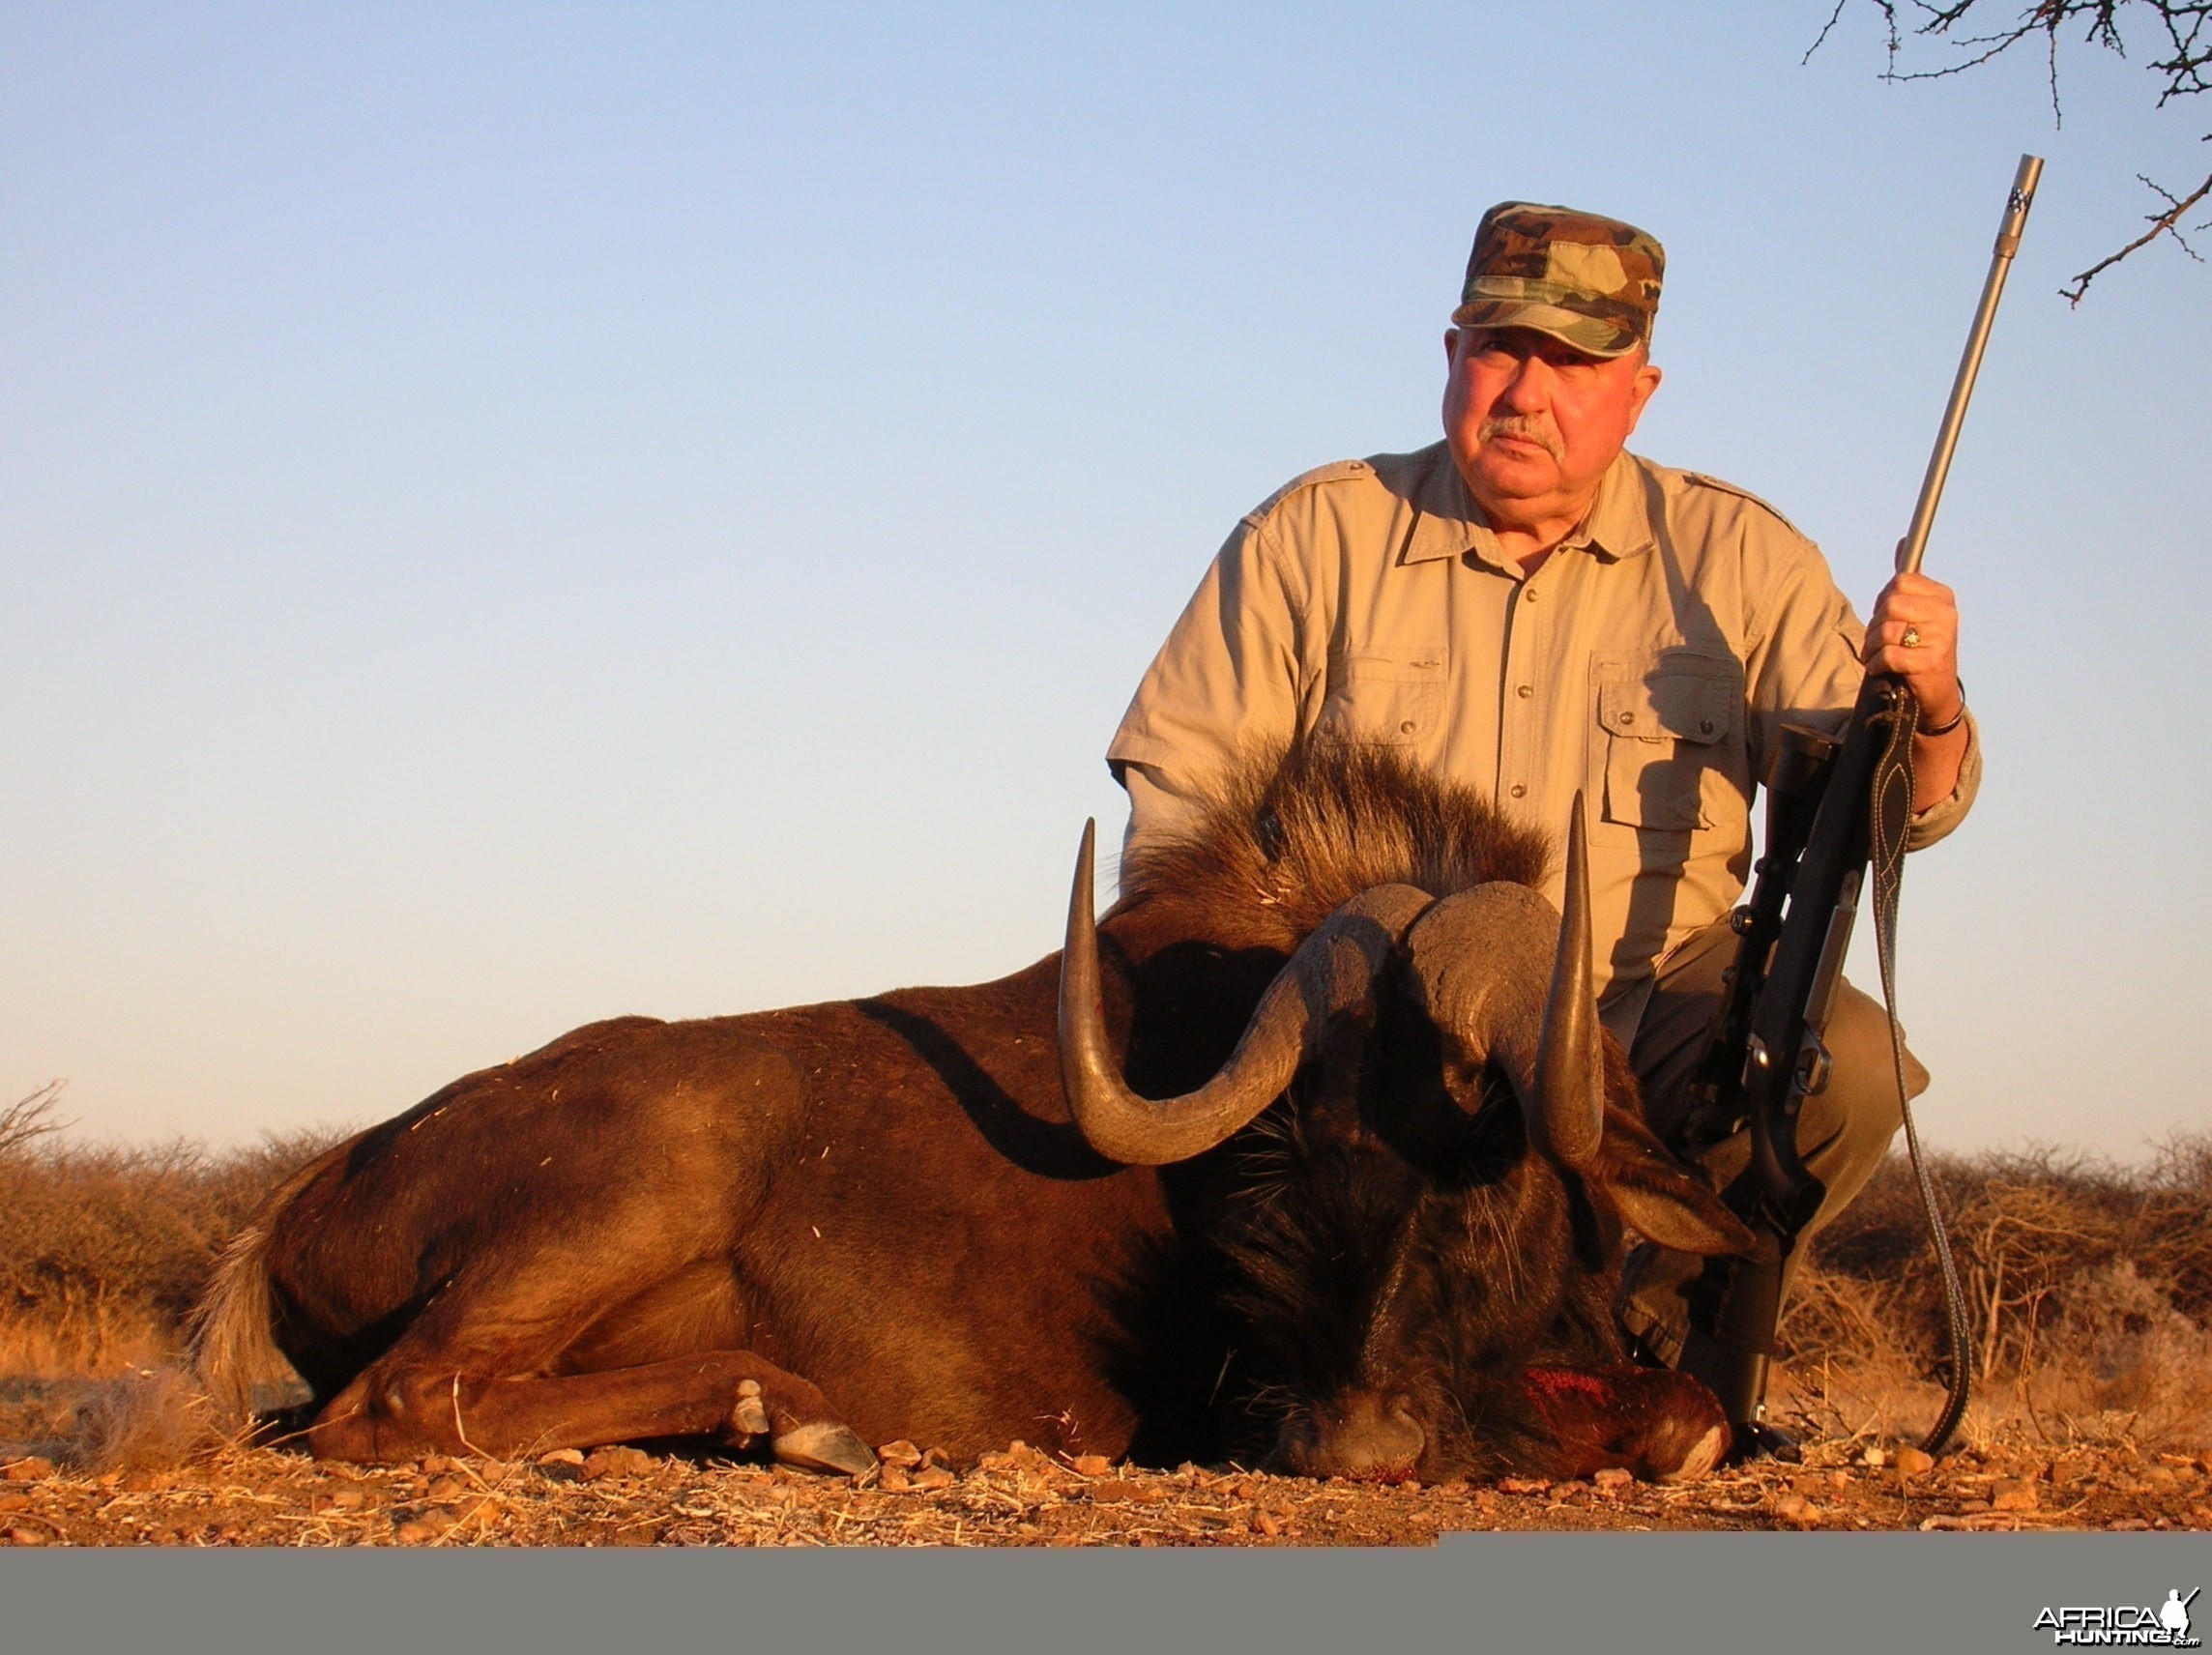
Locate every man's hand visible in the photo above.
<box><xmin>1865</xmin><ymin>568</ymin><xmax>1967</xmax><ymax>813</ymax></box>
<box><xmin>1864</xmin><ymin>570</ymin><xmax>1964</xmax><ymax>731</ymax></box>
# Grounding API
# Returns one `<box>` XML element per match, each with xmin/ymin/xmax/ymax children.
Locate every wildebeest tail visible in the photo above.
<box><xmin>185</xmin><ymin>1144</ymin><xmax>339</xmax><ymax>1424</ymax></box>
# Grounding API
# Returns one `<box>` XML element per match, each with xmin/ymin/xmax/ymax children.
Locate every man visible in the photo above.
<box><xmin>1106</xmin><ymin>201</ymin><xmax>1977</xmax><ymax>1454</ymax></box>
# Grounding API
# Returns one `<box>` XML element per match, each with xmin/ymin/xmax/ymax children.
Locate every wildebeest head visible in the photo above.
<box><xmin>1059</xmin><ymin>748</ymin><xmax>1750</xmax><ymax>1483</ymax></box>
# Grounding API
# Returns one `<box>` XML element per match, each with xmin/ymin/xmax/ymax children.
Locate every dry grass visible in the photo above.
<box><xmin>1784</xmin><ymin>1133</ymin><xmax>2212</xmax><ymax>1451</ymax></box>
<box><xmin>0</xmin><ymin>1085</ymin><xmax>351</xmax><ymax>1473</ymax></box>
<box><xmin>0</xmin><ymin>1085</ymin><xmax>344</xmax><ymax>1379</ymax></box>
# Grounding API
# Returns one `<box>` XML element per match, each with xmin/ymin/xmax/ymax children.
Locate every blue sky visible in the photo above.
<box><xmin>2</xmin><ymin>3</ymin><xmax>2206</xmax><ymax>1157</ymax></box>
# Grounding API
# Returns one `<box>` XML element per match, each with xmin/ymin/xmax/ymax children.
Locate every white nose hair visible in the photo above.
<box><xmin>1299</xmin><ymin>1392</ymin><xmax>1424</xmax><ymax>1480</ymax></box>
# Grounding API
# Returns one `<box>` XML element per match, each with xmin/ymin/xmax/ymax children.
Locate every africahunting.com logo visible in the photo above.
<box><xmin>2034</xmin><ymin>1588</ymin><xmax>2201</xmax><ymax>1646</ymax></box>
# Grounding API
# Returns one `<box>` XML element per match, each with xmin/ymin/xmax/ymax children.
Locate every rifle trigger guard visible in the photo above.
<box><xmin>1792</xmin><ymin>1035</ymin><xmax>1833</xmax><ymax>1100</ymax></box>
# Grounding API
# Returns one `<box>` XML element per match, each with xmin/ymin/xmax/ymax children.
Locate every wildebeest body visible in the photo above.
<box><xmin>197</xmin><ymin>744</ymin><xmax>1746</xmax><ymax>1480</ymax></box>
<box><xmin>256</xmin><ymin>971</ymin><xmax>1233</xmax><ymax>1465</ymax></box>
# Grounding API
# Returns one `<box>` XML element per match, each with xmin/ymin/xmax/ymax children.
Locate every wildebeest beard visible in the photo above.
<box><xmin>1209</xmin><ymin>989</ymin><xmax>1635</xmax><ymax>1484</ymax></box>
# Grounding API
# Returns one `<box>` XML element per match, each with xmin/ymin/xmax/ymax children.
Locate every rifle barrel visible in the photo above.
<box><xmin>1896</xmin><ymin>153</ymin><xmax>2044</xmax><ymax>576</ymax></box>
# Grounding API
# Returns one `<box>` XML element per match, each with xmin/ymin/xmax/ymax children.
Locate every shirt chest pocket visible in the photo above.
<box><xmin>1591</xmin><ymin>663</ymin><xmax>1739</xmax><ymax>831</ymax></box>
<box><xmin>1315</xmin><ymin>646</ymin><xmax>1449</xmax><ymax>748</ymax></box>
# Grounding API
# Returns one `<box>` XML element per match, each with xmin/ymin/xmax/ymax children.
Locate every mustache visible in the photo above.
<box><xmin>1478</xmin><ymin>416</ymin><xmax>1564</xmax><ymax>463</ymax></box>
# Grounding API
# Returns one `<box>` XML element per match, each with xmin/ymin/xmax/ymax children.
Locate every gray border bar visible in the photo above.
<box><xmin>7</xmin><ymin>1533</ymin><xmax>2209</xmax><ymax>1655</ymax></box>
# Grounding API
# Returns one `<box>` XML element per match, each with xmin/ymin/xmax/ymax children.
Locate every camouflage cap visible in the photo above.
<box><xmin>1451</xmin><ymin>201</ymin><xmax>1665</xmax><ymax>358</ymax></box>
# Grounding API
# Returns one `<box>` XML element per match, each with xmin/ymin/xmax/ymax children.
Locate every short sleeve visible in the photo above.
<box><xmin>1107</xmin><ymin>517</ymin><xmax>1315</xmax><ymax>843</ymax></box>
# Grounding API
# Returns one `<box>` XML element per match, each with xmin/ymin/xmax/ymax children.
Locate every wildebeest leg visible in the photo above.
<box><xmin>306</xmin><ymin>1348</ymin><xmax>874</xmax><ymax>1472</ymax></box>
<box><xmin>1518</xmin><ymin>1365</ymin><xmax>1729</xmax><ymax>1483</ymax></box>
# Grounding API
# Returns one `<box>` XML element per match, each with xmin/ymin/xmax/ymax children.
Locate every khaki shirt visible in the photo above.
<box><xmin>1108</xmin><ymin>442</ymin><xmax>1979</xmax><ymax>1016</ymax></box>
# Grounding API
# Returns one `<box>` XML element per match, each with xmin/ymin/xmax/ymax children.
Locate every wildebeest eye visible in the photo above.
<box><xmin>1255</xmin><ymin>805</ymin><xmax>1286</xmax><ymax>862</ymax></box>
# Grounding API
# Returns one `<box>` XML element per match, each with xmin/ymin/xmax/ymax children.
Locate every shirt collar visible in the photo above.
<box><xmin>1398</xmin><ymin>447</ymin><xmax>1656</xmax><ymax>569</ymax></box>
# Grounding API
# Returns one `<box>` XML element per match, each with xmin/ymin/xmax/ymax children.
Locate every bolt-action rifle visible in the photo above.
<box><xmin>1672</xmin><ymin>157</ymin><xmax>2043</xmax><ymax>1458</ymax></box>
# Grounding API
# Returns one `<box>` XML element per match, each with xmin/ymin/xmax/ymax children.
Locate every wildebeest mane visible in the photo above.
<box><xmin>1109</xmin><ymin>740</ymin><xmax>1552</xmax><ymax>958</ymax></box>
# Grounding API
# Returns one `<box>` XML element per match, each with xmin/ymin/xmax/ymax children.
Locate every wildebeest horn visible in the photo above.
<box><xmin>1057</xmin><ymin>820</ymin><xmax>1430</xmax><ymax>1166</ymax></box>
<box><xmin>1402</xmin><ymin>792</ymin><xmax>1605</xmax><ymax>1168</ymax></box>
<box><xmin>1532</xmin><ymin>793</ymin><xmax>1605</xmax><ymax>1170</ymax></box>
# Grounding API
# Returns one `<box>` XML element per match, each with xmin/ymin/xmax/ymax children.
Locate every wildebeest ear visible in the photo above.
<box><xmin>1595</xmin><ymin>1111</ymin><xmax>1755</xmax><ymax>1257</ymax></box>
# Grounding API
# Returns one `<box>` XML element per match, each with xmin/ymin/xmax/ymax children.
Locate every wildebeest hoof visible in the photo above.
<box><xmin>772</xmin><ymin>1421</ymin><xmax>876</xmax><ymax>1476</ymax></box>
<box><xmin>731</xmin><ymin>1379</ymin><xmax>772</xmax><ymax>1438</ymax></box>
<box><xmin>1653</xmin><ymin>1420</ymin><xmax>1730</xmax><ymax>1484</ymax></box>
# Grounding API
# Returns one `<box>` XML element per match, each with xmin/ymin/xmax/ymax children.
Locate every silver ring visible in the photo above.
<box><xmin>1901</xmin><ymin>624</ymin><xmax>1923</xmax><ymax>649</ymax></box>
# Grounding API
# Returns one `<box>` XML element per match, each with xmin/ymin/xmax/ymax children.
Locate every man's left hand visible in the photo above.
<box><xmin>1864</xmin><ymin>570</ymin><xmax>1964</xmax><ymax>732</ymax></box>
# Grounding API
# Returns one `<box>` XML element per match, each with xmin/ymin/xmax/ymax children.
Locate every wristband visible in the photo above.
<box><xmin>1919</xmin><ymin>685</ymin><xmax>1967</xmax><ymax>739</ymax></box>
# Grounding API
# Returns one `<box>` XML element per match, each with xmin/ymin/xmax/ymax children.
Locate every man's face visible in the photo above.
<box><xmin>1441</xmin><ymin>326</ymin><xmax>1662</xmax><ymax>530</ymax></box>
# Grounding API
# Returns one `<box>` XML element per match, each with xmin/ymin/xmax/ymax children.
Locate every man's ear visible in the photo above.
<box><xmin>1623</xmin><ymin>360</ymin><xmax>1663</xmax><ymax>434</ymax></box>
<box><xmin>1443</xmin><ymin>328</ymin><xmax>1462</xmax><ymax>368</ymax></box>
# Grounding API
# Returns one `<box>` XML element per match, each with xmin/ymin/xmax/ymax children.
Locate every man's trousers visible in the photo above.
<box><xmin>1608</xmin><ymin>913</ymin><xmax>1929</xmax><ymax>1368</ymax></box>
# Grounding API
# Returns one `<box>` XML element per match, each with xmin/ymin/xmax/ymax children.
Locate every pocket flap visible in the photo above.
<box><xmin>1598</xmin><ymin>673</ymin><xmax>1732</xmax><ymax>744</ymax></box>
<box><xmin>1319</xmin><ymin>645</ymin><xmax>1449</xmax><ymax>748</ymax></box>
<box><xmin>1337</xmin><ymin>645</ymin><xmax>1448</xmax><ymax>683</ymax></box>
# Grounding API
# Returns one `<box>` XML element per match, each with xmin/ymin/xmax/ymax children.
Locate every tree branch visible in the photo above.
<box><xmin>1808</xmin><ymin>0</ymin><xmax>2212</xmax><ymax>298</ymax></box>
<box><xmin>2061</xmin><ymin>162</ymin><xmax>2212</xmax><ymax>300</ymax></box>
<box><xmin>1805</xmin><ymin>0</ymin><xmax>1857</xmax><ymax>64</ymax></box>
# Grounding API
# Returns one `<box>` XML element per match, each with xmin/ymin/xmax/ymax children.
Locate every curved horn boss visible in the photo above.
<box><xmin>1057</xmin><ymin>819</ymin><xmax>1432</xmax><ymax>1166</ymax></box>
<box><xmin>1402</xmin><ymin>793</ymin><xmax>1605</xmax><ymax>1168</ymax></box>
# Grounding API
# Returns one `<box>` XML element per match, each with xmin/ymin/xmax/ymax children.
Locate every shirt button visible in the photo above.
<box><xmin>1701</xmin><ymin>719</ymin><xmax>1715</xmax><ymax>735</ymax></box>
<box><xmin>1516</xmin><ymin>684</ymin><xmax>1533</xmax><ymax>699</ymax></box>
<box><xmin>1617</xmin><ymin>711</ymin><xmax>1636</xmax><ymax>727</ymax></box>
<box><xmin>1399</xmin><ymin>720</ymin><xmax>1416</xmax><ymax>735</ymax></box>
<box><xmin>1508</xmin><ymin>783</ymin><xmax>1527</xmax><ymax>798</ymax></box>
<box><xmin>1524</xmin><ymin>590</ymin><xmax>1539</xmax><ymax>602</ymax></box>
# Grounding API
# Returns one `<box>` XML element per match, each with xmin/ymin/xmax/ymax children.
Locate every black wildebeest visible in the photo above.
<box><xmin>189</xmin><ymin>743</ymin><xmax>1750</xmax><ymax>1483</ymax></box>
